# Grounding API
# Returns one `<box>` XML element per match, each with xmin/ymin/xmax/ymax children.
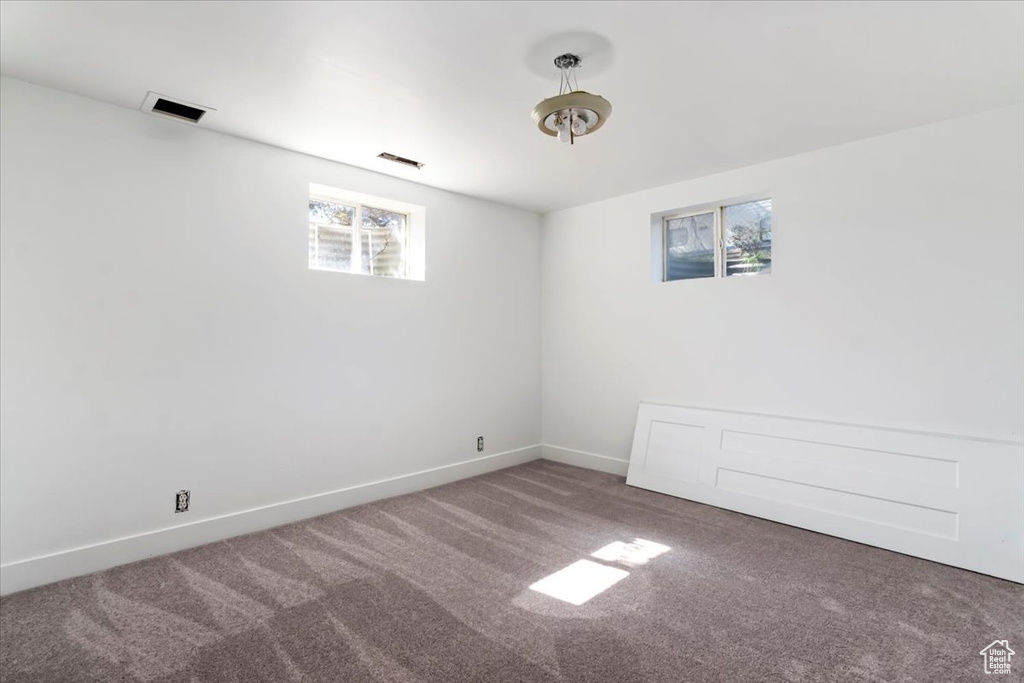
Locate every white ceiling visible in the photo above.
<box><xmin>2</xmin><ymin>1</ymin><xmax>1022</xmax><ymax>213</ymax></box>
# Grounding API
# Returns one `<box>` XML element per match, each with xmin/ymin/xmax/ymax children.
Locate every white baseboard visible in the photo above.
<box><xmin>0</xmin><ymin>445</ymin><xmax>541</xmax><ymax>596</ymax></box>
<box><xmin>541</xmin><ymin>444</ymin><xmax>630</xmax><ymax>476</ymax></box>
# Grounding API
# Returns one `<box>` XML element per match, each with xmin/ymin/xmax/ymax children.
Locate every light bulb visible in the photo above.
<box><xmin>554</xmin><ymin>111</ymin><xmax>571</xmax><ymax>143</ymax></box>
<box><xmin>571</xmin><ymin>114</ymin><xmax>587</xmax><ymax>136</ymax></box>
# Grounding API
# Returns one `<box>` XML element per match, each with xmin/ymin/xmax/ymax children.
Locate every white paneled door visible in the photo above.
<box><xmin>626</xmin><ymin>403</ymin><xmax>1024</xmax><ymax>583</ymax></box>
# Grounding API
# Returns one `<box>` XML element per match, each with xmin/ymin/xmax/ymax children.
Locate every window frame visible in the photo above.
<box><xmin>308</xmin><ymin>183</ymin><xmax>426</xmax><ymax>281</ymax></box>
<box><xmin>661</xmin><ymin>207</ymin><xmax>722</xmax><ymax>282</ymax></box>
<box><xmin>309</xmin><ymin>196</ymin><xmax>410</xmax><ymax>278</ymax></box>
<box><xmin>658</xmin><ymin>196</ymin><xmax>772</xmax><ymax>283</ymax></box>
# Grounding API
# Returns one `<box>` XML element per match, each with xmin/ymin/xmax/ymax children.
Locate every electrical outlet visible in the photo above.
<box><xmin>477</xmin><ymin>436</ymin><xmax>484</xmax><ymax>452</ymax></box>
<box><xmin>175</xmin><ymin>490</ymin><xmax>190</xmax><ymax>513</ymax></box>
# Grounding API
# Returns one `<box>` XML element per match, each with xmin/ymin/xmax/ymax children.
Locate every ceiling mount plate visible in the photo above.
<box><xmin>526</xmin><ymin>32</ymin><xmax>614</xmax><ymax>80</ymax></box>
<box><xmin>553</xmin><ymin>53</ymin><xmax>581</xmax><ymax>70</ymax></box>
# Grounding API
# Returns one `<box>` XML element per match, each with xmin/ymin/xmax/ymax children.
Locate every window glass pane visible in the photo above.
<box><xmin>309</xmin><ymin>199</ymin><xmax>354</xmax><ymax>226</ymax></box>
<box><xmin>665</xmin><ymin>212</ymin><xmax>715</xmax><ymax>281</ymax></box>
<box><xmin>313</xmin><ymin>225</ymin><xmax>353</xmax><ymax>272</ymax></box>
<box><xmin>309</xmin><ymin>199</ymin><xmax>355</xmax><ymax>271</ymax></box>
<box><xmin>362</xmin><ymin>205</ymin><xmax>408</xmax><ymax>278</ymax></box>
<box><xmin>724</xmin><ymin>199</ymin><xmax>771</xmax><ymax>276</ymax></box>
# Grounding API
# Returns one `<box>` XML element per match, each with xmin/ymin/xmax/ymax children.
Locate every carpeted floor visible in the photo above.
<box><xmin>1</xmin><ymin>461</ymin><xmax>1021</xmax><ymax>682</ymax></box>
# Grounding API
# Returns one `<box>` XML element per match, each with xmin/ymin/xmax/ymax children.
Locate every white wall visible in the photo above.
<box><xmin>541</xmin><ymin>104</ymin><xmax>1024</xmax><ymax>467</ymax></box>
<box><xmin>0</xmin><ymin>77</ymin><xmax>541</xmax><ymax>584</ymax></box>
<box><xmin>4</xmin><ymin>72</ymin><xmax>1022</xmax><ymax>592</ymax></box>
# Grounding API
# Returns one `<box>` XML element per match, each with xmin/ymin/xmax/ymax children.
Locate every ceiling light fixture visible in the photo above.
<box><xmin>532</xmin><ymin>53</ymin><xmax>611</xmax><ymax>145</ymax></box>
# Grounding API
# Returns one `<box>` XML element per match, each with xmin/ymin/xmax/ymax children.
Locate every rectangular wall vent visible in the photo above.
<box><xmin>141</xmin><ymin>92</ymin><xmax>215</xmax><ymax>124</ymax></box>
<box><xmin>378</xmin><ymin>152</ymin><xmax>424</xmax><ymax>169</ymax></box>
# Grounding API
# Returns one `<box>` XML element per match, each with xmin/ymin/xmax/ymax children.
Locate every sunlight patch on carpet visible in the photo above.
<box><xmin>528</xmin><ymin>560</ymin><xmax>629</xmax><ymax>606</ymax></box>
<box><xmin>591</xmin><ymin>538</ymin><xmax>670</xmax><ymax>567</ymax></box>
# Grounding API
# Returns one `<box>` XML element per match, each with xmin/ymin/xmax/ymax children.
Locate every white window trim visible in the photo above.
<box><xmin>309</xmin><ymin>183</ymin><xmax>426</xmax><ymax>281</ymax></box>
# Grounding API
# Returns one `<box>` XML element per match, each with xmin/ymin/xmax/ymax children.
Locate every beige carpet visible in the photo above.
<box><xmin>1</xmin><ymin>460</ymin><xmax>1021</xmax><ymax>682</ymax></box>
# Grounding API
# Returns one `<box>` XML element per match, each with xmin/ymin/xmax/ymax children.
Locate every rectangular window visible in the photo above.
<box><xmin>660</xmin><ymin>198</ymin><xmax>771</xmax><ymax>281</ymax></box>
<box><xmin>308</xmin><ymin>184</ymin><xmax>425</xmax><ymax>280</ymax></box>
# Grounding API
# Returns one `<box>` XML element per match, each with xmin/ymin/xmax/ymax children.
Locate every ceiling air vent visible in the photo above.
<box><xmin>141</xmin><ymin>92</ymin><xmax>215</xmax><ymax>124</ymax></box>
<box><xmin>378</xmin><ymin>152</ymin><xmax>424</xmax><ymax>169</ymax></box>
